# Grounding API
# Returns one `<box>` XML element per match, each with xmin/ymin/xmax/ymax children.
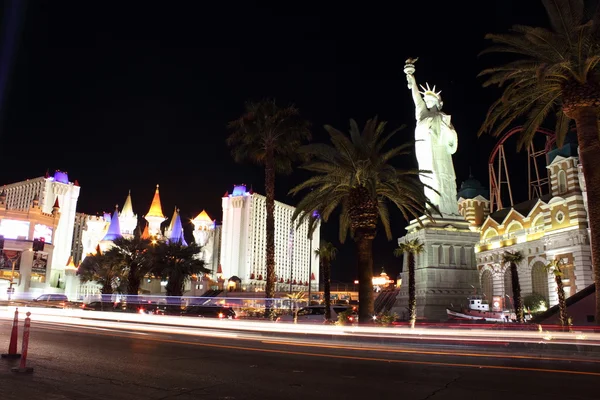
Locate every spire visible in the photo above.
<box><xmin>53</xmin><ymin>197</ymin><xmax>60</xmax><ymax>209</ymax></box>
<box><xmin>95</xmin><ymin>244</ymin><xmax>102</xmax><ymax>255</ymax></box>
<box><xmin>74</xmin><ymin>179</ymin><xmax>80</xmax><ymax>187</ymax></box>
<box><xmin>168</xmin><ymin>209</ymin><xmax>187</xmax><ymax>246</ymax></box>
<box><xmin>167</xmin><ymin>206</ymin><xmax>178</xmax><ymax>232</ymax></box>
<box><xmin>102</xmin><ymin>205</ymin><xmax>123</xmax><ymax>241</ymax></box>
<box><xmin>192</xmin><ymin>210</ymin><xmax>212</xmax><ymax>224</ymax></box>
<box><xmin>44</xmin><ymin>169</ymin><xmax>50</xmax><ymax>179</ymax></box>
<box><xmin>146</xmin><ymin>184</ymin><xmax>165</xmax><ymax>218</ymax></box>
<box><xmin>121</xmin><ymin>190</ymin><xmax>135</xmax><ymax>217</ymax></box>
<box><xmin>65</xmin><ymin>256</ymin><xmax>77</xmax><ymax>270</ymax></box>
<box><xmin>141</xmin><ymin>223</ymin><xmax>150</xmax><ymax>240</ymax></box>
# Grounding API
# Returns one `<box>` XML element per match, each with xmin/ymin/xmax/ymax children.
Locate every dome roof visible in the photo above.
<box><xmin>457</xmin><ymin>174</ymin><xmax>489</xmax><ymax>200</ymax></box>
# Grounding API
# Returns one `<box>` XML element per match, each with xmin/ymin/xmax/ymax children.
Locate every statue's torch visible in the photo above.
<box><xmin>404</xmin><ymin>57</ymin><xmax>418</xmax><ymax>89</ymax></box>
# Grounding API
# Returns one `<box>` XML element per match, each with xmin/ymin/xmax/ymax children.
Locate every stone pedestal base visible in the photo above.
<box><xmin>391</xmin><ymin>214</ymin><xmax>480</xmax><ymax>321</ymax></box>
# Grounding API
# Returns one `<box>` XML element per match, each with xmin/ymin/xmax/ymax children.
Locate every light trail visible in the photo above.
<box><xmin>2</xmin><ymin>307</ymin><xmax>599</xmax><ymax>349</ymax></box>
<box><xmin>23</xmin><ymin>322</ymin><xmax>600</xmax><ymax>378</ymax></box>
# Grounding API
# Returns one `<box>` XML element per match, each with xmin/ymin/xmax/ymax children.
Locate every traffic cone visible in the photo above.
<box><xmin>11</xmin><ymin>311</ymin><xmax>33</xmax><ymax>373</ymax></box>
<box><xmin>1</xmin><ymin>308</ymin><xmax>21</xmax><ymax>359</ymax></box>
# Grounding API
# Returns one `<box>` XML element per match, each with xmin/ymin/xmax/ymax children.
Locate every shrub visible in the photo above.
<box><xmin>524</xmin><ymin>293</ymin><xmax>548</xmax><ymax>313</ymax></box>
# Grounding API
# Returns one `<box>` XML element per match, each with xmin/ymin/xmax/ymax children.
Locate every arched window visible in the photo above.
<box><xmin>481</xmin><ymin>270</ymin><xmax>493</xmax><ymax>300</ymax></box>
<box><xmin>507</xmin><ymin>221</ymin><xmax>523</xmax><ymax>236</ymax></box>
<box><xmin>531</xmin><ymin>261</ymin><xmax>549</xmax><ymax>303</ymax></box>
<box><xmin>557</xmin><ymin>170</ymin><xmax>567</xmax><ymax>194</ymax></box>
<box><xmin>483</xmin><ymin>228</ymin><xmax>498</xmax><ymax>241</ymax></box>
<box><xmin>438</xmin><ymin>246</ymin><xmax>444</xmax><ymax>264</ymax></box>
<box><xmin>459</xmin><ymin>247</ymin><xmax>466</xmax><ymax>265</ymax></box>
<box><xmin>448</xmin><ymin>246</ymin><xmax>455</xmax><ymax>265</ymax></box>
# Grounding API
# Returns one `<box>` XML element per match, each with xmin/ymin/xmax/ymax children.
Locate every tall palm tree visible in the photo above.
<box><xmin>394</xmin><ymin>238</ymin><xmax>424</xmax><ymax>328</ymax></box>
<box><xmin>478</xmin><ymin>0</ymin><xmax>600</xmax><ymax>324</ymax></box>
<box><xmin>315</xmin><ymin>241</ymin><xmax>338</xmax><ymax>321</ymax></box>
<box><xmin>290</xmin><ymin>117</ymin><xmax>435</xmax><ymax>324</ymax></box>
<box><xmin>78</xmin><ymin>252</ymin><xmax>123</xmax><ymax>295</ymax></box>
<box><xmin>502</xmin><ymin>251</ymin><xmax>525</xmax><ymax>323</ymax></box>
<box><xmin>227</xmin><ymin>99</ymin><xmax>311</xmax><ymax>313</ymax></box>
<box><xmin>105</xmin><ymin>235</ymin><xmax>152</xmax><ymax>297</ymax></box>
<box><xmin>546</xmin><ymin>258</ymin><xmax>571</xmax><ymax>330</ymax></box>
<box><xmin>152</xmin><ymin>240</ymin><xmax>209</xmax><ymax>297</ymax></box>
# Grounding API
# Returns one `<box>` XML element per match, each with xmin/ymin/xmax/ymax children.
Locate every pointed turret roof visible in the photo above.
<box><xmin>193</xmin><ymin>210</ymin><xmax>212</xmax><ymax>224</ymax></box>
<box><xmin>146</xmin><ymin>184</ymin><xmax>165</xmax><ymax>218</ymax></box>
<box><xmin>167</xmin><ymin>206</ymin><xmax>178</xmax><ymax>232</ymax></box>
<box><xmin>102</xmin><ymin>205</ymin><xmax>123</xmax><ymax>242</ymax></box>
<box><xmin>168</xmin><ymin>209</ymin><xmax>187</xmax><ymax>246</ymax></box>
<box><xmin>53</xmin><ymin>197</ymin><xmax>60</xmax><ymax>209</ymax></box>
<box><xmin>141</xmin><ymin>223</ymin><xmax>150</xmax><ymax>240</ymax></box>
<box><xmin>121</xmin><ymin>190</ymin><xmax>135</xmax><ymax>217</ymax></box>
<box><xmin>65</xmin><ymin>256</ymin><xmax>77</xmax><ymax>270</ymax></box>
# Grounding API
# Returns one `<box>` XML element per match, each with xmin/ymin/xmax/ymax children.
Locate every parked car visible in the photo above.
<box><xmin>278</xmin><ymin>305</ymin><xmax>357</xmax><ymax>324</ymax></box>
<box><xmin>30</xmin><ymin>293</ymin><xmax>74</xmax><ymax>309</ymax></box>
<box><xmin>181</xmin><ymin>306</ymin><xmax>237</xmax><ymax>319</ymax></box>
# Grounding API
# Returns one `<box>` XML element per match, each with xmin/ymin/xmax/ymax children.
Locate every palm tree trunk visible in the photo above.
<box><xmin>555</xmin><ymin>274</ymin><xmax>570</xmax><ymax>331</ymax></box>
<box><xmin>265</xmin><ymin>151</ymin><xmax>276</xmax><ymax>319</ymax></box>
<box><xmin>356</xmin><ymin>235</ymin><xmax>374</xmax><ymax>324</ymax></box>
<box><xmin>127</xmin><ymin>265</ymin><xmax>141</xmax><ymax>295</ymax></box>
<box><xmin>323</xmin><ymin>261</ymin><xmax>332</xmax><ymax>321</ymax></box>
<box><xmin>510</xmin><ymin>262</ymin><xmax>524</xmax><ymax>322</ymax></box>
<box><xmin>408</xmin><ymin>253</ymin><xmax>417</xmax><ymax>329</ymax></box>
<box><xmin>572</xmin><ymin>106</ymin><xmax>600</xmax><ymax>325</ymax></box>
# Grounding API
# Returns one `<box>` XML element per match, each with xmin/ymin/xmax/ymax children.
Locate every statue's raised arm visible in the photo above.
<box><xmin>404</xmin><ymin>58</ymin><xmax>426</xmax><ymax>116</ymax></box>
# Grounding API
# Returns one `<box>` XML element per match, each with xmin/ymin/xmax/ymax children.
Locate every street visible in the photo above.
<box><xmin>1</xmin><ymin>317</ymin><xmax>599</xmax><ymax>400</ymax></box>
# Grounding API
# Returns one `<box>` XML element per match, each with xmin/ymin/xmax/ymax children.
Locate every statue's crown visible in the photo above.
<box><xmin>419</xmin><ymin>83</ymin><xmax>442</xmax><ymax>101</ymax></box>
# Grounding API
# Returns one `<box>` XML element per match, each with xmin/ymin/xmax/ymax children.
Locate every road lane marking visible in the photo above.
<box><xmin>260</xmin><ymin>339</ymin><xmax>600</xmax><ymax>364</ymax></box>
<box><xmin>32</xmin><ymin>325</ymin><xmax>600</xmax><ymax>377</ymax></box>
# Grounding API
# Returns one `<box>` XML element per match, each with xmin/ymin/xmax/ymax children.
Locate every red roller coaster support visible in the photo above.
<box><xmin>11</xmin><ymin>311</ymin><xmax>33</xmax><ymax>373</ymax></box>
<box><xmin>1</xmin><ymin>308</ymin><xmax>21</xmax><ymax>359</ymax></box>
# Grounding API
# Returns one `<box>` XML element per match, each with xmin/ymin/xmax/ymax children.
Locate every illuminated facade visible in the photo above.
<box><xmin>472</xmin><ymin>144</ymin><xmax>593</xmax><ymax>310</ymax></box>
<box><xmin>1</xmin><ymin>171</ymin><xmax>80</xmax><ymax>281</ymax></box>
<box><xmin>220</xmin><ymin>185</ymin><xmax>320</xmax><ymax>291</ymax></box>
<box><xmin>0</xmin><ymin>189</ymin><xmax>60</xmax><ymax>297</ymax></box>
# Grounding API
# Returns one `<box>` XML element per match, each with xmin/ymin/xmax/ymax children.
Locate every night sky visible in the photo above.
<box><xmin>0</xmin><ymin>1</ymin><xmax>551</xmax><ymax>282</ymax></box>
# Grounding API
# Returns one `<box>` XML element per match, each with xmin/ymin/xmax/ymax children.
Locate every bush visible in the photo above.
<box><xmin>524</xmin><ymin>293</ymin><xmax>548</xmax><ymax>313</ymax></box>
<box><xmin>336</xmin><ymin>310</ymin><xmax>353</xmax><ymax>326</ymax></box>
<box><xmin>375</xmin><ymin>311</ymin><xmax>398</xmax><ymax>326</ymax></box>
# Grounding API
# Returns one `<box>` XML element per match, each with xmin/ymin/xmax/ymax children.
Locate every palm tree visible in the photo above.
<box><xmin>284</xmin><ymin>291</ymin><xmax>306</xmax><ymax>324</ymax></box>
<box><xmin>105</xmin><ymin>235</ymin><xmax>152</xmax><ymax>297</ymax></box>
<box><xmin>546</xmin><ymin>258</ymin><xmax>571</xmax><ymax>330</ymax></box>
<box><xmin>227</xmin><ymin>99</ymin><xmax>311</xmax><ymax>313</ymax></box>
<box><xmin>478</xmin><ymin>0</ymin><xmax>600</xmax><ymax>324</ymax></box>
<box><xmin>502</xmin><ymin>251</ymin><xmax>525</xmax><ymax>323</ymax></box>
<box><xmin>315</xmin><ymin>241</ymin><xmax>338</xmax><ymax>321</ymax></box>
<box><xmin>394</xmin><ymin>238</ymin><xmax>424</xmax><ymax>328</ymax></box>
<box><xmin>78</xmin><ymin>252</ymin><xmax>123</xmax><ymax>295</ymax></box>
<box><xmin>152</xmin><ymin>240</ymin><xmax>209</xmax><ymax>297</ymax></box>
<box><xmin>290</xmin><ymin>117</ymin><xmax>435</xmax><ymax>324</ymax></box>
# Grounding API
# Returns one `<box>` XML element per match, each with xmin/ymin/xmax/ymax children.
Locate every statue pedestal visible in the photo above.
<box><xmin>391</xmin><ymin>214</ymin><xmax>480</xmax><ymax>321</ymax></box>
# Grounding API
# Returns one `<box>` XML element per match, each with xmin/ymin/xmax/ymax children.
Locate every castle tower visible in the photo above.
<box><xmin>144</xmin><ymin>185</ymin><xmax>166</xmax><ymax>237</ymax></box>
<box><xmin>99</xmin><ymin>205</ymin><xmax>122</xmax><ymax>252</ymax></box>
<box><xmin>457</xmin><ymin>174</ymin><xmax>490</xmax><ymax>231</ymax></box>
<box><xmin>119</xmin><ymin>190</ymin><xmax>138</xmax><ymax>238</ymax></box>
<box><xmin>192</xmin><ymin>209</ymin><xmax>213</xmax><ymax>246</ymax></box>
<box><xmin>168</xmin><ymin>208</ymin><xmax>187</xmax><ymax>245</ymax></box>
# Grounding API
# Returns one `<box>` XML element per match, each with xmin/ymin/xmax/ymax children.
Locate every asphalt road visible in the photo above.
<box><xmin>0</xmin><ymin>318</ymin><xmax>599</xmax><ymax>400</ymax></box>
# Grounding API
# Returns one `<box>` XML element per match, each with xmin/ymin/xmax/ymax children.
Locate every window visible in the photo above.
<box><xmin>557</xmin><ymin>170</ymin><xmax>567</xmax><ymax>194</ymax></box>
<box><xmin>531</xmin><ymin>261</ymin><xmax>549</xmax><ymax>303</ymax></box>
<box><xmin>481</xmin><ymin>270</ymin><xmax>493</xmax><ymax>300</ymax></box>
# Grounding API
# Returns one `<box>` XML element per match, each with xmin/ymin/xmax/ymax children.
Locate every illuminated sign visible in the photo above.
<box><xmin>0</xmin><ymin>220</ymin><xmax>30</xmax><ymax>240</ymax></box>
<box><xmin>34</xmin><ymin>224</ymin><xmax>53</xmax><ymax>244</ymax></box>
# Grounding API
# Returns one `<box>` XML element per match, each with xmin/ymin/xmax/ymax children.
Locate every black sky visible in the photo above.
<box><xmin>0</xmin><ymin>1</ymin><xmax>551</xmax><ymax>282</ymax></box>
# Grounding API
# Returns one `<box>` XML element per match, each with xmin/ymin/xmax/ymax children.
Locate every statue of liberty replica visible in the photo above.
<box><xmin>391</xmin><ymin>58</ymin><xmax>481</xmax><ymax>321</ymax></box>
<box><xmin>404</xmin><ymin>58</ymin><xmax>459</xmax><ymax>216</ymax></box>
